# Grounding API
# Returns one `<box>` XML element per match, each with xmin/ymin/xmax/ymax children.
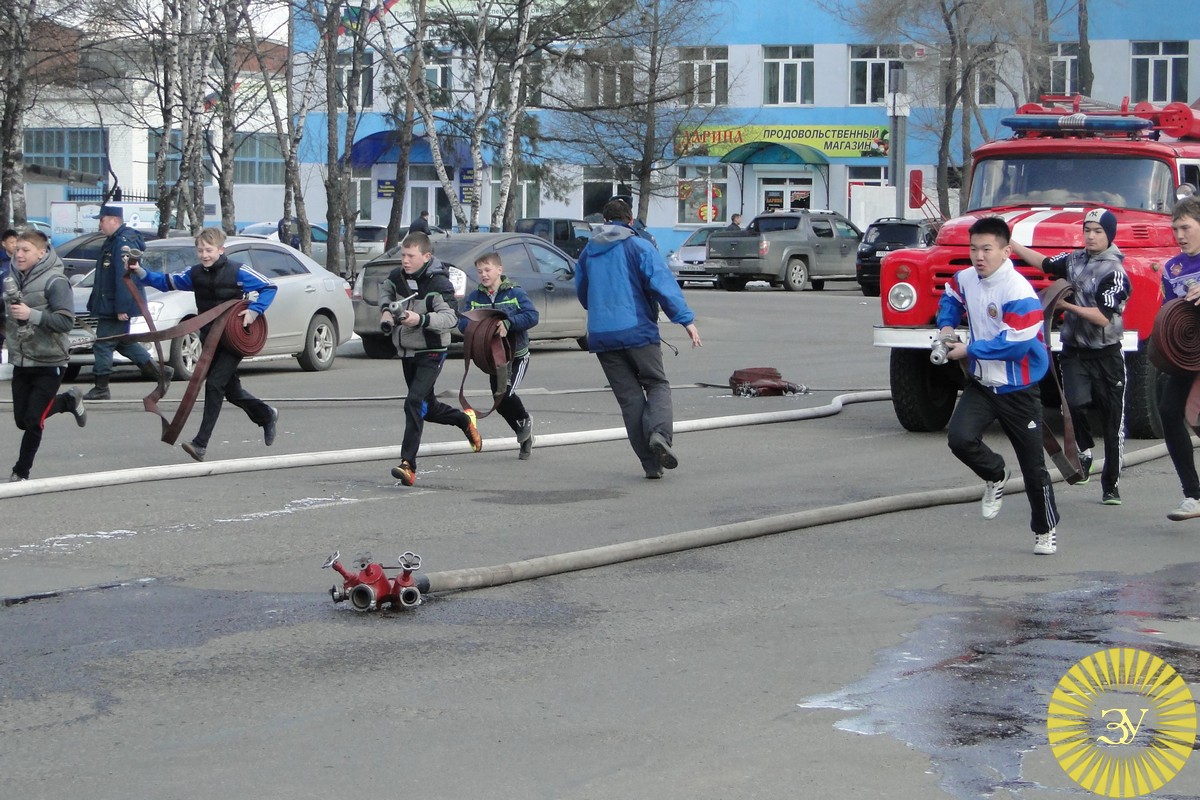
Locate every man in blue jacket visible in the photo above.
<box><xmin>84</xmin><ymin>206</ymin><xmax>171</xmax><ymax>400</ymax></box>
<box><xmin>576</xmin><ymin>199</ymin><xmax>701</xmax><ymax>479</ymax></box>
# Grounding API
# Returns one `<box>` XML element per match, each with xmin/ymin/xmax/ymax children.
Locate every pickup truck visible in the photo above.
<box><xmin>704</xmin><ymin>210</ymin><xmax>863</xmax><ymax>291</ymax></box>
<box><xmin>514</xmin><ymin>218</ymin><xmax>594</xmax><ymax>258</ymax></box>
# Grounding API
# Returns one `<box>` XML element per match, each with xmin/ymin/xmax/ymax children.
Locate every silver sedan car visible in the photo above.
<box><xmin>67</xmin><ymin>237</ymin><xmax>354</xmax><ymax>380</ymax></box>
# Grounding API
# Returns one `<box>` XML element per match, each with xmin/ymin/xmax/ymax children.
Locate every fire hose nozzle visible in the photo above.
<box><xmin>930</xmin><ymin>333</ymin><xmax>960</xmax><ymax>366</ymax></box>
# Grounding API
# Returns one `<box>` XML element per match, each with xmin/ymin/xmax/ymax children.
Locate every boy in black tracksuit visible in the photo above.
<box><xmin>1011</xmin><ymin>208</ymin><xmax>1130</xmax><ymax>505</ymax></box>
<box><xmin>380</xmin><ymin>232</ymin><xmax>481</xmax><ymax>486</ymax></box>
<box><xmin>457</xmin><ymin>251</ymin><xmax>540</xmax><ymax>459</ymax></box>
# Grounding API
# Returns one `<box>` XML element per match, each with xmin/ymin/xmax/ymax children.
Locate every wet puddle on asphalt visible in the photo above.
<box><xmin>800</xmin><ymin>563</ymin><xmax>1200</xmax><ymax>798</ymax></box>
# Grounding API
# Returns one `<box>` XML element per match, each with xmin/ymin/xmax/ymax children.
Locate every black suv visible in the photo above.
<box><xmin>855</xmin><ymin>217</ymin><xmax>937</xmax><ymax>297</ymax></box>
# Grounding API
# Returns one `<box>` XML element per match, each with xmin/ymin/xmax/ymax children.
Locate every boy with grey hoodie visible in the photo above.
<box><xmin>1011</xmin><ymin>208</ymin><xmax>1130</xmax><ymax>505</ymax></box>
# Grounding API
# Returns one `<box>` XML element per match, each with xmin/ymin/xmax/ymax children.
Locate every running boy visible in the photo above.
<box><xmin>381</xmin><ymin>232</ymin><xmax>481</xmax><ymax>486</ymax></box>
<box><xmin>128</xmin><ymin>227</ymin><xmax>278</xmax><ymax>462</ymax></box>
<box><xmin>1157</xmin><ymin>195</ymin><xmax>1200</xmax><ymax>520</ymax></box>
<box><xmin>1011</xmin><ymin>208</ymin><xmax>1130</xmax><ymax>505</ymax></box>
<box><xmin>938</xmin><ymin>216</ymin><xmax>1061</xmax><ymax>554</ymax></box>
<box><xmin>458</xmin><ymin>252</ymin><xmax>539</xmax><ymax>459</ymax></box>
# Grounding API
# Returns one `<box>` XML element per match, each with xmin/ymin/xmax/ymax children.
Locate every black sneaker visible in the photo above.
<box><xmin>181</xmin><ymin>441</ymin><xmax>206</xmax><ymax>462</ymax></box>
<box><xmin>263</xmin><ymin>406</ymin><xmax>278</xmax><ymax>446</ymax></box>
<box><xmin>1077</xmin><ymin>452</ymin><xmax>1093</xmax><ymax>484</ymax></box>
<box><xmin>1102</xmin><ymin>489</ymin><xmax>1122</xmax><ymax>506</ymax></box>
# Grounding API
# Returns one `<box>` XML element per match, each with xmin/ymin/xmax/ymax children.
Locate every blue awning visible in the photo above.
<box><xmin>348</xmin><ymin>131</ymin><xmax>481</xmax><ymax>170</ymax></box>
<box><xmin>719</xmin><ymin>141</ymin><xmax>830</xmax><ymax>165</ymax></box>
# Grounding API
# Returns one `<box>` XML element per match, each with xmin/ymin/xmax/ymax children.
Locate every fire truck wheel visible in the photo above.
<box><xmin>889</xmin><ymin>349</ymin><xmax>958</xmax><ymax>432</ymax></box>
<box><xmin>1125</xmin><ymin>344</ymin><xmax>1165</xmax><ymax>439</ymax></box>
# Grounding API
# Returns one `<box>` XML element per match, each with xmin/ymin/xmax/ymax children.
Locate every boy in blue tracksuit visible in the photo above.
<box><xmin>128</xmin><ymin>227</ymin><xmax>278</xmax><ymax>462</ymax></box>
<box><xmin>458</xmin><ymin>251</ymin><xmax>540</xmax><ymax>459</ymax></box>
<box><xmin>575</xmin><ymin>199</ymin><xmax>701</xmax><ymax>479</ymax></box>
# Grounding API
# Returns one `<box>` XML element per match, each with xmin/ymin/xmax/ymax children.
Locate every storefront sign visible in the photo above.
<box><xmin>377</xmin><ymin>179</ymin><xmax>396</xmax><ymax>199</ymax></box>
<box><xmin>677</xmin><ymin>125</ymin><xmax>890</xmax><ymax>158</ymax></box>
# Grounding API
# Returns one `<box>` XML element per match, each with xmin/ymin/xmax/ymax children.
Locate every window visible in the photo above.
<box><xmin>233</xmin><ymin>133</ymin><xmax>284</xmax><ymax>185</ymax></box>
<box><xmin>975</xmin><ymin>59</ymin><xmax>997</xmax><ymax>106</ymax></box>
<box><xmin>1132</xmin><ymin>41</ymin><xmax>1188</xmax><ymax>103</ymax></box>
<box><xmin>763</xmin><ymin>45</ymin><xmax>814</xmax><ymax>105</ymax></box>
<box><xmin>676</xmin><ymin>165</ymin><xmax>728</xmax><ymax>224</ymax></box>
<box><xmin>25</xmin><ymin>128</ymin><xmax>107</xmax><ymax>177</ymax></box>
<box><xmin>584</xmin><ymin>50</ymin><xmax>634</xmax><ymax>106</ymax></box>
<box><xmin>530</xmin><ymin>242</ymin><xmax>572</xmax><ymax>275</ymax></box>
<box><xmin>850</xmin><ymin>45</ymin><xmax>901</xmax><ymax>105</ymax></box>
<box><xmin>490</xmin><ymin>166</ymin><xmax>540</xmax><ymax>219</ymax></box>
<box><xmin>424</xmin><ymin>53</ymin><xmax>452</xmax><ymax>107</ymax></box>
<box><xmin>679</xmin><ymin>46</ymin><xmax>728</xmax><ymax>106</ymax></box>
<box><xmin>1050</xmin><ymin>42</ymin><xmax>1079</xmax><ymax>95</ymax></box>
<box><xmin>496</xmin><ymin>242</ymin><xmax>536</xmax><ymax>279</ymax></box>
<box><xmin>242</xmin><ymin>246</ymin><xmax>308</xmax><ymax>278</ymax></box>
<box><xmin>336</xmin><ymin>51</ymin><xmax>375</xmax><ymax>108</ymax></box>
<box><xmin>583</xmin><ymin>166</ymin><xmax>634</xmax><ymax>217</ymax></box>
<box><xmin>811</xmin><ymin>219</ymin><xmax>834</xmax><ymax>238</ymax></box>
<box><xmin>147</xmin><ymin>129</ymin><xmax>213</xmax><ymax>184</ymax></box>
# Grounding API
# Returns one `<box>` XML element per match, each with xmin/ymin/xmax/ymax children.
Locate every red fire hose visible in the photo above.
<box><xmin>1149</xmin><ymin>299</ymin><xmax>1200</xmax><ymax>375</ymax></box>
<box><xmin>114</xmin><ymin>275</ymin><xmax>268</xmax><ymax>444</ymax></box>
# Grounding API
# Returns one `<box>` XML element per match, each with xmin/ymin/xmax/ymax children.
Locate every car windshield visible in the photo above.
<box><xmin>683</xmin><ymin>228</ymin><xmax>717</xmax><ymax>246</ymax></box>
<box><xmin>752</xmin><ymin>217</ymin><xmax>800</xmax><ymax>233</ymax></box>
<box><xmin>968</xmin><ymin>156</ymin><xmax>1176</xmax><ymax>212</ymax></box>
<box><xmin>354</xmin><ymin>227</ymin><xmax>389</xmax><ymax>242</ymax></box>
<box><xmin>865</xmin><ymin>223</ymin><xmax>921</xmax><ymax>246</ymax></box>
<box><xmin>139</xmin><ymin>246</ymin><xmax>199</xmax><ymax>276</ymax></box>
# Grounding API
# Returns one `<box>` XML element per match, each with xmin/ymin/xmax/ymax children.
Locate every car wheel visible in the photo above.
<box><xmin>361</xmin><ymin>334</ymin><xmax>398</xmax><ymax>359</ymax></box>
<box><xmin>576</xmin><ymin>334</ymin><xmax>589</xmax><ymax>350</ymax></box>
<box><xmin>719</xmin><ymin>275</ymin><xmax>747</xmax><ymax>292</ymax></box>
<box><xmin>169</xmin><ymin>328</ymin><xmax>202</xmax><ymax>381</ymax></box>
<box><xmin>810</xmin><ymin>279</ymin><xmax>825</xmax><ymax>291</ymax></box>
<box><xmin>783</xmin><ymin>258</ymin><xmax>809</xmax><ymax>291</ymax></box>
<box><xmin>63</xmin><ymin>364</ymin><xmax>82</xmax><ymax>383</ymax></box>
<box><xmin>297</xmin><ymin>313</ymin><xmax>337</xmax><ymax>371</ymax></box>
<box><xmin>860</xmin><ymin>283</ymin><xmax>881</xmax><ymax>298</ymax></box>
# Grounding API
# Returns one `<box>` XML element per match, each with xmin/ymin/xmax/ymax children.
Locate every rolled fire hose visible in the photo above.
<box><xmin>458</xmin><ymin>308</ymin><xmax>512</xmax><ymax>419</ymax></box>
<box><xmin>1038</xmin><ymin>279</ymin><xmax>1085</xmax><ymax>484</ymax></box>
<box><xmin>1149</xmin><ymin>297</ymin><xmax>1200</xmax><ymax>429</ymax></box>
<box><xmin>113</xmin><ymin>274</ymin><xmax>268</xmax><ymax>444</ymax></box>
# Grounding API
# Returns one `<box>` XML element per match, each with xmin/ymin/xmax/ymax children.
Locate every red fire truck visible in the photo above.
<box><xmin>874</xmin><ymin>95</ymin><xmax>1200</xmax><ymax>439</ymax></box>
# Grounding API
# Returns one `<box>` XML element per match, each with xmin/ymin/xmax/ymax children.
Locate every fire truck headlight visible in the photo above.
<box><xmin>888</xmin><ymin>282</ymin><xmax>917</xmax><ymax>312</ymax></box>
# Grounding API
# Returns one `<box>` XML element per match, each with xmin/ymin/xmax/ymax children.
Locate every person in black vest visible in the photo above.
<box><xmin>84</xmin><ymin>205</ymin><xmax>172</xmax><ymax>400</ymax></box>
<box><xmin>128</xmin><ymin>227</ymin><xmax>278</xmax><ymax>462</ymax></box>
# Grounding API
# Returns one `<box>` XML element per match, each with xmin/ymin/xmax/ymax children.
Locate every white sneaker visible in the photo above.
<box><xmin>982</xmin><ymin>467</ymin><xmax>1009</xmax><ymax>520</ymax></box>
<box><xmin>1168</xmin><ymin>497</ymin><xmax>1200</xmax><ymax>521</ymax></box>
<box><xmin>1034</xmin><ymin>529</ymin><xmax>1057</xmax><ymax>555</ymax></box>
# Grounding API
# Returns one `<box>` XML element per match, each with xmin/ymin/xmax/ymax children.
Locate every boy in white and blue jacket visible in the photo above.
<box><xmin>937</xmin><ymin>216</ymin><xmax>1060</xmax><ymax>554</ymax></box>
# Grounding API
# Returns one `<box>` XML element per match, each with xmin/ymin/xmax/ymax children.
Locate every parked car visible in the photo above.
<box><xmin>855</xmin><ymin>217</ymin><xmax>938</xmax><ymax>297</ymax></box>
<box><xmin>66</xmin><ymin>237</ymin><xmax>354</xmax><ymax>380</ymax></box>
<box><xmin>514</xmin><ymin>218</ymin><xmax>594</xmax><ymax>258</ymax></box>
<box><xmin>56</xmin><ymin>231</ymin><xmax>161</xmax><ymax>280</ymax></box>
<box><xmin>667</xmin><ymin>226</ymin><xmax>723</xmax><ymax>287</ymax></box>
<box><xmin>352</xmin><ymin>232</ymin><xmax>588</xmax><ymax>359</ymax></box>
<box><xmin>240</xmin><ymin>221</ymin><xmax>447</xmax><ymax>270</ymax></box>
<box><xmin>705</xmin><ymin>209</ymin><xmax>863</xmax><ymax>291</ymax></box>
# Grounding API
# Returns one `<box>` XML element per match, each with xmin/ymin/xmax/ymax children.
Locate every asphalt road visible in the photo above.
<box><xmin>4</xmin><ymin>283</ymin><xmax>1200</xmax><ymax>799</ymax></box>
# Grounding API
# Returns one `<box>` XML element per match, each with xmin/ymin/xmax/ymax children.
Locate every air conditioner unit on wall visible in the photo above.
<box><xmin>900</xmin><ymin>44</ymin><xmax>928</xmax><ymax>62</ymax></box>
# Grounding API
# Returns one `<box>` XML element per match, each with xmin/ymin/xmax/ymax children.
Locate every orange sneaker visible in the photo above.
<box><xmin>391</xmin><ymin>459</ymin><xmax>416</xmax><ymax>486</ymax></box>
<box><xmin>463</xmin><ymin>409</ymin><xmax>483</xmax><ymax>452</ymax></box>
